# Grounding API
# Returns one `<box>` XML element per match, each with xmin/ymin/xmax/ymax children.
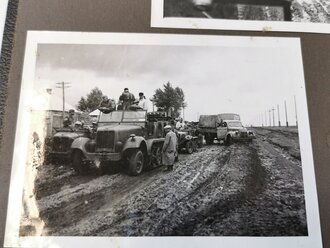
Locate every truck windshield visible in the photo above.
<box><xmin>227</xmin><ymin>122</ymin><xmax>243</xmax><ymax>128</ymax></box>
<box><xmin>99</xmin><ymin>111</ymin><xmax>146</xmax><ymax>123</ymax></box>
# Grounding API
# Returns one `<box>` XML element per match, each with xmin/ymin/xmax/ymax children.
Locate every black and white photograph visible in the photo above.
<box><xmin>151</xmin><ymin>0</ymin><xmax>330</xmax><ymax>33</ymax></box>
<box><xmin>4</xmin><ymin>32</ymin><xmax>322</xmax><ymax>248</ymax></box>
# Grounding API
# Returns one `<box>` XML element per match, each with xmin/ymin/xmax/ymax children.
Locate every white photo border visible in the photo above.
<box><xmin>151</xmin><ymin>0</ymin><xmax>330</xmax><ymax>34</ymax></box>
<box><xmin>4</xmin><ymin>31</ymin><xmax>323</xmax><ymax>248</ymax></box>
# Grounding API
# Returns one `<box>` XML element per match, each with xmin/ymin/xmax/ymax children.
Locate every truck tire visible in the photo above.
<box><xmin>72</xmin><ymin>150</ymin><xmax>87</xmax><ymax>175</ymax></box>
<box><xmin>97</xmin><ymin>161</ymin><xmax>107</xmax><ymax>176</ymax></box>
<box><xmin>151</xmin><ymin>145</ymin><xmax>162</xmax><ymax>168</ymax></box>
<box><xmin>185</xmin><ymin>140</ymin><xmax>194</xmax><ymax>154</ymax></box>
<box><xmin>197</xmin><ymin>134</ymin><xmax>203</xmax><ymax>148</ymax></box>
<box><xmin>225</xmin><ymin>135</ymin><xmax>232</xmax><ymax>146</ymax></box>
<box><xmin>128</xmin><ymin>149</ymin><xmax>144</xmax><ymax>176</ymax></box>
<box><xmin>205</xmin><ymin>134</ymin><xmax>213</xmax><ymax>145</ymax></box>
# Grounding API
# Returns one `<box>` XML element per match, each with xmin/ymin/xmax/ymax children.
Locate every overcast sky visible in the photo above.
<box><xmin>34</xmin><ymin>43</ymin><xmax>302</xmax><ymax>126</ymax></box>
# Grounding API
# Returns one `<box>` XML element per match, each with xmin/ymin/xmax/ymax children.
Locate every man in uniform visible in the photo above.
<box><xmin>119</xmin><ymin>88</ymin><xmax>135</xmax><ymax>110</ymax></box>
<box><xmin>162</xmin><ymin>125</ymin><xmax>178</xmax><ymax>171</ymax></box>
<box><xmin>137</xmin><ymin>92</ymin><xmax>148</xmax><ymax>111</ymax></box>
<box><xmin>99</xmin><ymin>96</ymin><xmax>116</xmax><ymax>112</ymax></box>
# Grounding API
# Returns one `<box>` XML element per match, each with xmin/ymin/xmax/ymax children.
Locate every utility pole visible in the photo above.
<box><xmin>268</xmin><ymin>110</ymin><xmax>271</xmax><ymax>127</ymax></box>
<box><xmin>56</xmin><ymin>82</ymin><xmax>71</xmax><ymax>123</ymax></box>
<box><xmin>272</xmin><ymin>107</ymin><xmax>275</xmax><ymax>127</ymax></box>
<box><xmin>284</xmin><ymin>100</ymin><xmax>288</xmax><ymax>127</ymax></box>
<box><xmin>294</xmin><ymin>95</ymin><xmax>298</xmax><ymax>127</ymax></box>
<box><xmin>265</xmin><ymin>111</ymin><xmax>267</xmax><ymax>126</ymax></box>
<box><xmin>150</xmin><ymin>98</ymin><xmax>155</xmax><ymax>112</ymax></box>
<box><xmin>277</xmin><ymin>104</ymin><xmax>281</xmax><ymax>127</ymax></box>
<box><xmin>261</xmin><ymin>112</ymin><xmax>264</xmax><ymax>127</ymax></box>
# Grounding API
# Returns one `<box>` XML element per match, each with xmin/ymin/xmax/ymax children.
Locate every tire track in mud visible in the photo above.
<box><xmin>253</xmin><ymin>128</ymin><xmax>301</xmax><ymax>161</ymax></box>
<box><xmin>39</xmin><ymin>148</ymin><xmax>202</xmax><ymax>235</ymax></box>
<box><xmin>212</xmin><ymin>138</ymin><xmax>307</xmax><ymax>236</ymax></box>
<box><xmin>52</xmin><ymin>146</ymin><xmax>229</xmax><ymax>236</ymax></box>
<box><xmin>156</xmin><ymin>144</ymin><xmax>266</xmax><ymax>236</ymax></box>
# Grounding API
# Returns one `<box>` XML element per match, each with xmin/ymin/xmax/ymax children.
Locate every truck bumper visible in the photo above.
<box><xmin>94</xmin><ymin>152</ymin><xmax>122</xmax><ymax>162</ymax></box>
<box><xmin>232</xmin><ymin>136</ymin><xmax>255</xmax><ymax>142</ymax></box>
<box><xmin>50</xmin><ymin>152</ymin><xmax>71</xmax><ymax>163</ymax></box>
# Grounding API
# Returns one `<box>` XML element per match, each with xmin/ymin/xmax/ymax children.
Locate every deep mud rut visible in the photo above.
<box><xmin>21</xmin><ymin>128</ymin><xmax>307</xmax><ymax>236</ymax></box>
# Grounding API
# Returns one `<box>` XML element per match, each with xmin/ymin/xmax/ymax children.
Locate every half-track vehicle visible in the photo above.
<box><xmin>71</xmin><ymin>110</ymin><xmax>171</xmax><ymax>175</ymax></box>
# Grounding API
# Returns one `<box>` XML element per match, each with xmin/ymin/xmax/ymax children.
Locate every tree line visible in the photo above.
<box><xmin>77</xmin><ymin>82</ymin><xmax>187</xmax><ymax>118</ymax></box>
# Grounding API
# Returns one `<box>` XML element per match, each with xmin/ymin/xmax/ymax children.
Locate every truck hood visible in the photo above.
<box><xmin>228</xmin><ymin>127</ymin><xmax>247</xmax><ymax>132</ymax></box>
<box><xmin>97</xmin><ymin>124</ymin><xmax>142</xmax><ymax>132</ymax></box>
<box><xmin>54</xmin><ymin>132</ymin><xmax>85</xmax><ymax>139</ymax></box>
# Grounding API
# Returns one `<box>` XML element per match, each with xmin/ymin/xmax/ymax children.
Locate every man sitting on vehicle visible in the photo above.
<box><xmin>99</xmin><ymin>96</ymin><xmax>116</xmax><ymax>112</ymax></box>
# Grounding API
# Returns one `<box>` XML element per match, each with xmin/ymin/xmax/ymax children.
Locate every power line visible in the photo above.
<box><xmin>56</xmin><ymin>82</ymin><xmax>71</xmax><ymax>125</ymax></box>
<box><xmin>294</xmin><ymin>95</ymin><xmax>298</xmax><ymax>127</ymax></box>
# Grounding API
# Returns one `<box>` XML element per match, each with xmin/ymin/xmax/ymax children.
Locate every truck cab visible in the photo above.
<box><xmin>217</xmin><ymin>120</ymin><xmax>255</xmax><ymax>145</ymax></box>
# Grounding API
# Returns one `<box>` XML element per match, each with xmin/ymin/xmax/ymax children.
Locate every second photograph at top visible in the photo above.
<box><xmin>151</xmin><ymin>0</ymin><xmax>330</xmax><ymax>33</ymax></box>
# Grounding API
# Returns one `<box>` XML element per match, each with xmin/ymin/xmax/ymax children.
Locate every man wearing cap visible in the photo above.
<box><xmin>162</xmin><ymin>125</ymin><xmax>178</xmax><ymax>171</ymax></box>
<box><xmin>119</xmin><ymin>88</ymin><xmax>135</xmax><ymax>110</ymax></box>
<box><xmin>137</xmin><ymin>92</ymin><xmax>148</xmax><ymax>111</ymax></box>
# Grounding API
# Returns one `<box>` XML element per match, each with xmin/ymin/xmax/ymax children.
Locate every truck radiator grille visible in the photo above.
<box><xmin>52</xmin><ymin>137</ymin><xmax>72</xmax><ymax>152</ymax></box>
<box><xmin>96</xmin><ymin>131</ymin><xmax>115</xmax><ymax>149</ymax></box>
<box><xmin>240</xmin><ymin>132</ymin><xmax>247</xmax><ymax>137</ymax></box>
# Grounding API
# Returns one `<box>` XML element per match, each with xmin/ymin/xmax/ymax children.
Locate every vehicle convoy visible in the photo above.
<box><xmin>70</xmin><ymin>110</ymin><xmax>171</xmax><ymax>175</ymax></box>
<box><xmin>198</xmin><ymin>113</ymin><xmax>255</xmax><ymax>145</ymax></box>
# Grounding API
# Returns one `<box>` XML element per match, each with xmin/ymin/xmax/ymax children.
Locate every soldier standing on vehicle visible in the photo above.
<box><xmin>119</xmin><ymin>88</ymin><xmax>135</xmax><ymax>110</ymax></box>
<box><xmin>162</xmin><ymin>125</ymin><xmax>178</xmax><ymax>171</ymax></box>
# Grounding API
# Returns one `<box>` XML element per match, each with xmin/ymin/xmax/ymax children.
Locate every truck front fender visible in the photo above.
<box><xmin>122</xmin><ymin>136</ymin><xmax>146</xmax><ymax>152</ymax></box>
<box><xmin>71</xmin><ymin>137</ymin><xmax>91</xmax><ymax>155</ymax></box>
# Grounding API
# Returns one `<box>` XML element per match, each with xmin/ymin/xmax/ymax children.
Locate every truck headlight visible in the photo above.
<box><xmin>115</xmin><ymin>141</ymin><xmax>123</xmax><ymax>152</ymax></box>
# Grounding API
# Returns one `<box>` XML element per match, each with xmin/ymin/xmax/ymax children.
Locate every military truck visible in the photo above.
<box><xmin>50</xmin><ymin>127</ymin><xmax>93</xmax><ymax>164</ymax></box>
<box><xmin>70</xmin><ymin>110</ymin><xmax>170</xmax><ymax>175</ymax></box>
<box><xmin>198</xmin><ymin>113</ymin><xmax>240</xmax><ymax>144</ymax></box>
<box><xmin>216</xmin><ymin>120</ymin><xmax>255</xmax><ymax>145</ymax></box>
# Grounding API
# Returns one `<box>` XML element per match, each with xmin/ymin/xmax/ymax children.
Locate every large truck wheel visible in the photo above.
<box><xmin>197</xmin><ymin>134</ymin><xmax>204</xmax><ymax>148</ymax></box>
<box><xmin>185</xmin><ymin>140</ymin><xmax>194</xmax><ymax>154</ymax></box>
<box><xmin>72</xmin><ymin>150</ymin><xmax>87</xmax><ymax>175</ymax></box>
<box><xmin>128</xmin><ymin>149</ymin><xmax>144</xmax><ymax>176</ymax></box>
<box><xmin>205</xmin><ymin>134</ymin><xmax>213</xmax><ymax>145</ymax></box>
<box><xmin>225</xmin><ymin>135</ymin><xmax>232</xmax><ymax>146</ymax></box>
<box><xmin>96</xmin><ymin>161</ymin><xmax>107</xmax><ymax>176</ymax></box>
<box><xmin>151</xmin><ymin>145</ymin><xmax>162</xmax><ymax>168</ymax></box>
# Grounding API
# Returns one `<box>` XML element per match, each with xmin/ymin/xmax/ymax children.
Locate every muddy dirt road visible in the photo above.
<box><xmin>21</xmin><ymin>127</ymin><xmax>307</xmax><ymax>236</ymax></box>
